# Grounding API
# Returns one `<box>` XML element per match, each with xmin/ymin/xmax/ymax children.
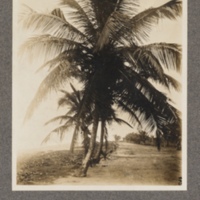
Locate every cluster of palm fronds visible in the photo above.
<box><xmin>20</xmin><ymin>0</ymin><xmax>182</xmax><ymax>176</ymax></box>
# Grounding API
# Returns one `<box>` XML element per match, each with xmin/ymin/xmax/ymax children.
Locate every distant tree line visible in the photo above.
<box><xmin>123</xmin><ymin>131</ymin><xmax>181</xmax><ymax>149</ymax></box>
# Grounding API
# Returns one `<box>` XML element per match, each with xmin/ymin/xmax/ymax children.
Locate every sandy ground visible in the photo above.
<box><xmin>17</xmin><ymin>142</ymin><xmax>181</xmax><ymax>186</ymax></box>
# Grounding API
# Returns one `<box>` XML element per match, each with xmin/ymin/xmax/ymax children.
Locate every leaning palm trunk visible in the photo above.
<box><xmin>94</xmin><ymin>120</ymin><xmax>105</xmax><ymax>163</ymax></box>
<box><xmin>79</xmin><ymin>111</ymin><xmax>99</xmax><ymax>177</ymax></box>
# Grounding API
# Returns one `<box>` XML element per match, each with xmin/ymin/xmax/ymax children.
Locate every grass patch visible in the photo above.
<box><xmin>17</xmin><ymin>150</ymin><xmax>83</xmax><ymax>185</ymax></box>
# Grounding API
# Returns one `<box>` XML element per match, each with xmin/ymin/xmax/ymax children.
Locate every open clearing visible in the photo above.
<box><xmin>17</xmin><ymin>142</ymin><xmax>181</xmax><ymax>186</ymax></box>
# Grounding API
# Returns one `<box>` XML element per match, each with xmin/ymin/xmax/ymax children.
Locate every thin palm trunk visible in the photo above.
<box><xmin>80</xmin><ymin>110</ymin><xmax>99</xmax><ymax>176</ymax></box>
<box><xmin>70</xmin><ymin>126</ymin><xmax>78</xmax><ymax>153</ymax></box>
<box><xmin>156</xmin><ymin>130</ymin><xmax>161</xmax><ymax>151</ymax></box>
<box><xmin>94</xmin><ymin>120</ymin><xmax>105</xmax><ymax>163</ymax></box>
<box><xmin>105</xmin><ymin>134</ymin><xmax>108</xmax><ymax>154</ymax></box>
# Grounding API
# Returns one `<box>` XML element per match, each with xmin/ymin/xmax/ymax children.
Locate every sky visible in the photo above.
<box><xmin>13</xmin><ymin>0</ymin><xmax>184</xmax><ymax>152</ymax></box>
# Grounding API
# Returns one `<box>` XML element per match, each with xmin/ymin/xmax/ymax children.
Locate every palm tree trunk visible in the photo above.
<box><xmin>83</xmin><ymin>129</ymin><xmax>90</xmax><ymax>157</ymax></box>
<box><xmin>105</xmin><ymin>133</ymin><xmax>108</xmax><ymax>153</ymax></box>
<box><xmin>94</xmin><ymin>120</ymin><xmax>105</xmax><ymax>163</ymax></box>
<box><xmin>156</xmin><ymin>130</ymin><xmax>161</xmax><ymax>151</ymax></box>
<box><xmin>70</xmin><ymin>126</ymin><xmax>78</xmax><ymax>153</ymax></box>
<box><xmin>79</xmin><ymin>111</ymin><xmax>99</xmax><ymax>177</ymax></box>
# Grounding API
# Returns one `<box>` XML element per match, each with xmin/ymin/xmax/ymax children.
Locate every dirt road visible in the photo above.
<box><xmin>52</xmin><ymin>142</ymin><xmax>181</xmax><ymax>186</ymax></box>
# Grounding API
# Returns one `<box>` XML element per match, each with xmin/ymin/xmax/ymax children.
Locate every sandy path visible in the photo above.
<box><xmin>52</xmin><ymin>142</ymin><xmax>181</xmax><ymax>186</ymax></box>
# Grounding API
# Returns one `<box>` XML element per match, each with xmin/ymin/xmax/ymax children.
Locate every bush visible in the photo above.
<box><xmin>114</xmin><ymin>135</ymin><xmax>121</xmax><ymax>142</ymax></box>
<box><xmin>124</xmin><ymin>132</ymin><xmax>152</xmax><ymax>145</ymax></box>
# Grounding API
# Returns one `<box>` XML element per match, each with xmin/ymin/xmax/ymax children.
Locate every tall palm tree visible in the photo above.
<box><xmin>20</xmin><ymin>0</ymin><xmax>182</xmax><ymax>176</ymax></box>
<box><xmin>44</xmin><ymin>84</ymin><xmax>132</xmax><ymax>160</ymax></box>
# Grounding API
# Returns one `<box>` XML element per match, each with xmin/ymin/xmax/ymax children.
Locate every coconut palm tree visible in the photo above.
<box><xmin>20</xmin><ymin>0</ymin><xmax>182</xmax><ymax>176</ymax></box>
<box><xmin>43</xmin><ymin>84</ymin><xmax>132</xmax><ymax>161</ymax></box>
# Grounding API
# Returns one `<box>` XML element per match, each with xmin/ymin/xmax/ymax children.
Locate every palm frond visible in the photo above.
<box><xmin>57</xmin><ymin>97</ymin><xmax>69</xmax><ymax>108</ymax></box>
<box><xmin>58</xmin><ymin>88</ymin><xmax>82</xmax><ymax>109</ymax></box>
<box><xmin>95</xmin><ymin>11</ymin><xmax>131</xmax><ymax>51</ymax></box>
<box><xmin>138</xmin><ymin>43</ymin><xmax>182</xmax><ymax>72</ymax></box>
<box><xmin>58</xmin><ymin>96</ymin><xmax>79</xmax><ymax>111</ymax></box>
<box><xmin>116</xmin><ymin>100</ymin><xmax>141</xmax><ymax>126</ymax></box>
<box><xmin>116</xmin><ymin>0</ymin><xmax>139</xmax><ymax>18</ymax></box>
<box><xmin>36</xmin><ymin>51</ymin><xmax>70</xmax><ymax>73</ymax></box>
<box><xmin>89</xmin><ymin>0</ymin><xmax>120</xmax><ymax>31</ymax></box>
<box><xmin>66</xmin><ymin>94</ymin><xmax>80</xmax><ymax>108</ymax></box>
<box><xmin>96</xmin><ymin>0</ymin><xmax>182</xmax><ymax>47</ymax></box>
<box><xmin>51</xmin><ymin>8</ymin><xmax>66</xmax><ymax>21</ymax></box>
<box><xmin>122</xmin><ymin>43</ymin><xmax>181</xmax><ymax>90</ymax></box>
<box><xmin>113</xmin><ymin>117</ymin><xmax>133</xmax><ymax>128</ymax></box>
<box><xmin>24</xmin><ymin>61</ymin><xmax>73</xmax><ymax>121</ymax></box>
<box><xmin>117</xmin><ymin>81</ymin><xmax>179</xmax><ymax>135</ymax></box>
<box><xmin>20</xmin><ymin>5</ymin><xmax>88</xmax><ymax>42</ymax></box>
<box><xmin>117</xmin><ymin>99</ymin><xmax>155</xmax><ymax>132</ymax></box>
<box><xmin>42</xmin><ymin>123</ymin><xmax>72</xmax><ymax>144</ymax></box>
<box><xmin>116</xmin><ymin>67</ymin><xmax>180</xmax><ymax>133</ymax></box>
<box><xmin>44</xmin><ymin>115</ymin><xmax>74</xmax><ymax>126</ymax></box>
<box><xmin>60</xmin><ymin>0</ymin><xmax>97</xmax><ymax>42</ymax></box>
<box><xmin>66</xmin><ymin>107</ymin><xmax>79</xmax><ymax>117</ymax></box>
<box><xmin>20</xmin><ymin>35</ymin><xmax>83</xmax><ymax>63</ymax></box>
<box><xmin>153</xmin><ymin>105</ymin><xmax>181</xmax><ymax>144</ymax></box>
<box><xmin>69</xmin><ymin>83</ymin><xmax>82</xmax><ymax>103</ymax></box>
<box><xmin>135</xmin><ymin>49</ymin><xmax>166</xmax><ymax>83</ymax></box>
<box><xmin>118</xmin><ymin>68</ymin><xmax>167</xmax><ymax>106</ymax></box>
<box><xmin>130</xmin><ymin>0</ymin><xmax>182</xmax><ymax>43</ymax></box>
<box><xmin>149</xmin><ymin>102</ymin><xmax>180</xmax><ymax>135</ymax></box>
<box><xmin>164</xmin><ymin>74</ymin><xmax>181</xmax><ymax>91</ymax></box>
<box><xmin>75</xmin><ymin>0</ymin><xmax>98</xmax><ymax>27</ymax></box>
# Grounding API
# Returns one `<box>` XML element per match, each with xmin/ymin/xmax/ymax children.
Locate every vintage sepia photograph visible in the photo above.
<box><xmin>13</xmin><ymin>0</ymin><xmax>187</xmax><ymax>190</ymax></box>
